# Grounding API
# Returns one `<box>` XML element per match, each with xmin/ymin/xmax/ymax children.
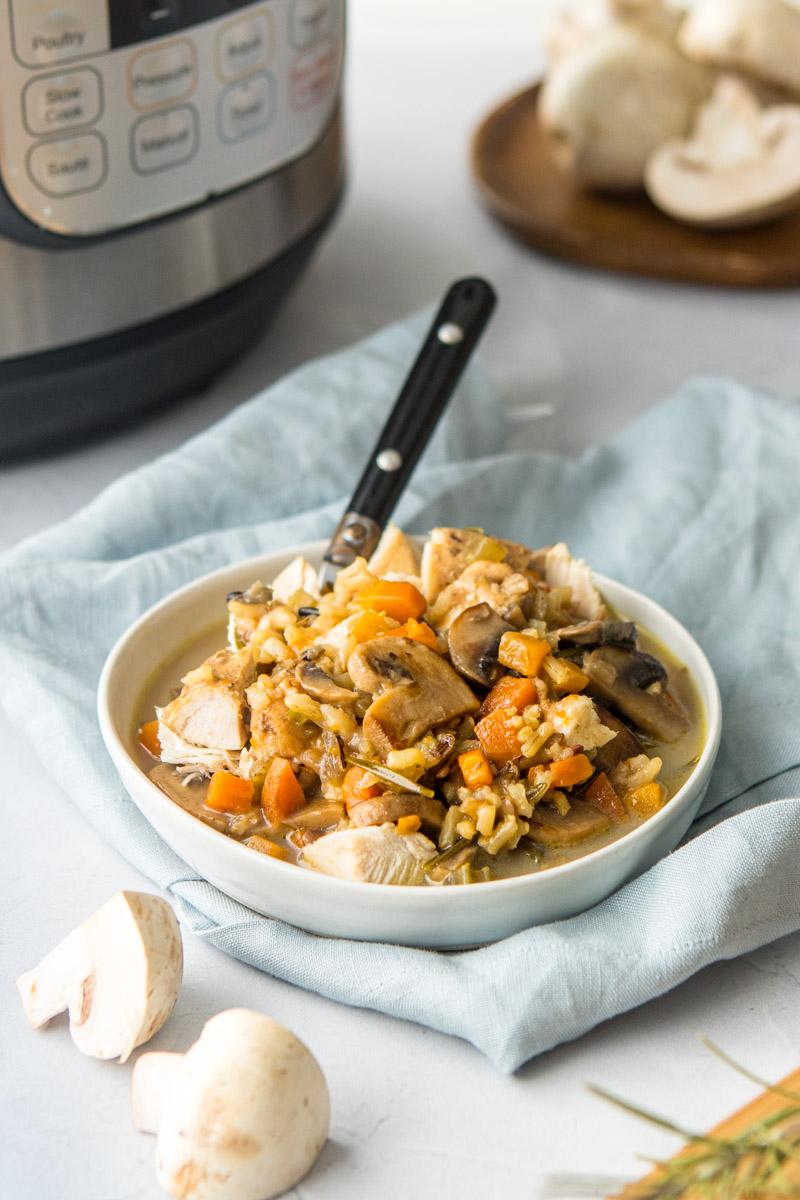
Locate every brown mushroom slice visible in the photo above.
<box><xmin>592</xmin><ymin>703</ymin><xmax>644</xmax><ymax>772</ymax></box>
<box><xmin>528</xmin><ymin>800</ymin><xmax>611</xmax><ymax>847</ymax></box>
<box><xmin>348</xmin><ymin>637</ymin><xmax>479</xmax><ymax>755</ymax></box>
<box><xmin>582</xmin><ymin>646</ymin><xmax>689</xmax><ymax>742</ymax></box>
<box><xmin>447</xmin><ymin>603</ymin><xmax>515</xmax><ymax>687</ymax></box>
<box><xmin>296</xmin><ymin>662</ymin><xmax>358</xmax><ymax>705</ymax></box>
<box><xmin>646</xmin><ymin>78</ymin><xmax>800</xmax><ymax>229</ymax></box>
<box><xmin>556</xmin><ymin>619</ymin><xmax>637</xmax><ymax>649</ymax></box>
<box><xmin>348</xmin><ymin>793</ymin><xmax>446</xmax><ymax>833</ymax></box>
<box><xmin>283</xmin><ymin>798</ymin><xmax>346</xmax><ymax>830</ymax></box>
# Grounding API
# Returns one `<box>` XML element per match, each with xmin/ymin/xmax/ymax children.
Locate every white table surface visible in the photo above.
<box><xmin>3</xmin><ymin>3</ymin><xmax>800</xmax><ymax>1197</ymax></box>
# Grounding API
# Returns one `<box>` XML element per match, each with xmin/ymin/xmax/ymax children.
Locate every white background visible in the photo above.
<box><xmin>3</xmin><ymin>3</ymin><xmax>800</xmax><ymax>1197</ymax></box>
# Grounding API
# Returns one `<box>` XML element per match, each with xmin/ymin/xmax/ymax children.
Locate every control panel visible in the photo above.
<box><xmin>0</xmin><ymin>0</ymin><xmax>344</xmax><ymax>236</ymax></box>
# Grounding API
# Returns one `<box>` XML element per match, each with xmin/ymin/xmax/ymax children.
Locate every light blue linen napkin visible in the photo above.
<box><xmin>1</xmin><ymin>315</ymin><xmax>798</xmax><ymax>1073</ymax></box>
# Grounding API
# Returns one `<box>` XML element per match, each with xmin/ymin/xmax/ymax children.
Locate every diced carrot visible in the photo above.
<box><xmin>497</xmin><ymin>632</ymin><xmax>550</xmax><ymax>677</ymax></box>
<box><xmin>261</xmin><ymin>757</ymin><xmax>306</xmax><ymax>825</ymax></box>
<box><xmin>245</xmin><ymin>835</ymin><xmax>291</xmax><ymax>861</ymax></box>
<box><xmin>342</xmin><ymin>765</ymin><xmax>381</xmax><ymax>811</ymax></box>
<box><xmin>377</xmin><ymin>617</ymin><xmax>439</xmax><ymax>651</ymax></box>
<box><xmin>137</xmin><ymin>719</ymin><xmax>161</xmax><ymax>758</ymax></box>
<box><xmin>396</xmin><ymin>814</ymin><xmax>421</xmax><ymax>835</ymax></box>
<box><xmin>206</xmin><ymin>771</ymin><xmax>255</xmax><ymax>814</ymax></box>
<box><xmin>624</xmin><ymin>781</ymin><xmax>668</xmax><ymax>819</ymax></box>
<box><xmin>475</xmin><ymin>707</ymin><xmax>521</xmax><ymax>764</ymax></box>
<box><xmin>481</xmin><ymin>676</ymin><xmax>537</xmax><ymax>716</ymax></box>
<box><xmin>351</xmin><ymin>610</ymin><xmax>397</xmax><ymax>642</ymax></box>
<box><xmin>548</xmin><ymin>753</ymin><xmax>594</xmax><ymax>790</ymax></box>
<box><xmin>584</xmin><ymin>771</ymin><xmax>626</xmax><ymax>823</ymax></box>
<box><xmin>541</xmin><ymin>655</ymin><xmax>590</xmax><ymax>694</ymax></box>
<box><xmin>458</xmin><ymin>748</ymin><xmax>494</xmax><ymax>790</ymax></box>
<box><xmin>355</xmin><ymin>580</ymin><xmax>427</xmax><ymax>623</ymax></box>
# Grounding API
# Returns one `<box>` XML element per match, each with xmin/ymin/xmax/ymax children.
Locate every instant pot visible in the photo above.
<box><xmin>0</xmin><ymin>0</ymin><xmax>345</xmax><ymax>456</ymax></box>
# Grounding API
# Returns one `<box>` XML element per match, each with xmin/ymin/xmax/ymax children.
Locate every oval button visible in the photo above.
<box><xmin>128</xmin><ymin>39</ymin><xmax>196</xmax><ymax>111</ymax></box>
<box><xmin>131</xmin><ymin>105</ymin><xmax>199</xmax><ymax>173</ymax></box>
<box><xmin>27</xmin><ymin>132</ymin><xmax>107</xmax><ymax>196</ymax></box>
<box><xmin>11</xmin><ymin>0</ymin><xmax>110</xmax><ymax>67</ymax></box>
<box><xmin>290</xmin><ymin>0</ymin><xmax>333</xmax><ymax>50</ymax></box>
<box><xmin>23</xmin><ymin>68</ymin><xmax>103</xmax><ymax>136</ymax></box>
<box><xmin>218</xmin><ymin>73</ymin><xmax>276</xmax><ymax>143</ymax></box>
<box><xmin>216</xmin><ymin>11</ymin><xmax>273</xmax><ymax>81</ymax></box>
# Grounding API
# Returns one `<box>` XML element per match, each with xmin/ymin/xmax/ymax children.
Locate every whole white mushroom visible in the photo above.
<box><xmin>539</xmin><ymin>23</ymin><xmax>711</xmax><ymax>189</ymax></box>
<box><xmin>17</xmin><ymin>890</ymin><xmax>182</xmax><ymax>1062</ymax></box>
<box><xmin>680</xmin><ymin>0</ymin><xmax>800</xmax><ymax>98</ymax></box>
<box><xmin>132</xmin><ymin>1009</ymin><xmax>330</xmax><ymax>1200</ymax></box>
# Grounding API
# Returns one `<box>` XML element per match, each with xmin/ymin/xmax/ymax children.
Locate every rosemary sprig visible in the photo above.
<box><xmin>589</xmin><ymin>1046</ymin><xmax>800</xmax><ymax>1199</ymax></box>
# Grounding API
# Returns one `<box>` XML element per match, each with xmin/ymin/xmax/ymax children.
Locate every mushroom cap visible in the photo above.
<box><xmin>148</xmin><ymin>1009</ymin><xmax>329</xmax><ymax>1200</ymax></box>
<box><xmin>546</xmin><ymin>0</ymin><xmax>683</xmax><ymax>65</ymax></box>
<box><xmin>539</xmin><ymin>24</ymin><xmax>710</xmax><ymax>190</ymax></box>
<box><xmin>17</xmin><ymin>891</ymin><xmax>182</xmax><ymax>1062</ymax></box>
<box><xmin>679</xmin><ymin>0</ymin><xmax>800</xmax><ymax>97</ymax></box>
<box><xmin>447</xmin><ymin>603</ymin><xmax>515</xmax><ymax>687</ymax></box>
<box><xmin>645</xmin><ymin>76</ymin><xmax>800</xmax><ymax>227</ymax></box>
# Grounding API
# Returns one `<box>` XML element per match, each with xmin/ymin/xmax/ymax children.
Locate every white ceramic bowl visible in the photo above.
<box><xmin>98</xmin><ymin>540</ymin><xmax>721</xmax><ymax>948</ymax></box>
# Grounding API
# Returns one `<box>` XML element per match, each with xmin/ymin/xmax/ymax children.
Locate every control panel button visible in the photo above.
<box><xmin>218</xmin><ymin>73</ymin><xmax>276</xmax><ymax>143</ymax></box>
<box><xmin>22</xmin><ymin>68</ymin><xmax>103</xmax><ymax>136</ymax></box>
<box><xmin>10</xmin><ymin>1</ymin><xmax>110</xmax><ymax>67</ymax></box>
<box><xmin>290</xmin><ymin>0</ymin><xmax>333</xmax><ymax>50</ymax></box>
<box><xmin>27</xmin><ymin>132</ymin><xmax>107</xmax><ymax>196</ymax></box>
<box><xmin>128</xmin><ymin>39</ymin><xmax>196</xmax><ymax>111</ymax></box>
<box><xmin>216</xmin><ymin>10</ymin><xmax>273</xmax><ymax>82</ymax></box>
<box><xmin>131</xmin><ymin>105</ymin><xmax>199</xmax><ymax>173</ymax></box>
<box><xmin>290</xmin><ymin>40</ymin><xmax>335</xmax><ymax>111</ymax></box>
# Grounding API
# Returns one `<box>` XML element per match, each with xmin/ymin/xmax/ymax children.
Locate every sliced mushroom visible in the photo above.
<box><xmin>17</xmin><ymin>891</ymin><xmax>182</xmax><ymax>1062</ymax></box>
<box><xmin>296</xmin><ymin>661</ymin><xmax>358</xmax><ymax>705</ymax></box>
<box><xmin>556</xmin><ymin>619</ymin><xmax>637</xmax><ymax>648</ymax></box>
<box><xmin>582</xmin><ymin>645</ymin><xmax>689</xmax><ymax>741</ymax></box>
<box><xmin>284</xmin><ymin>798</ymin><xmax>346</xmax><ymax>829</ymax></box>
<box><xmin>132</xmin><ymin>1009</ymin><xmax>329</xmax><ymax>1200</ymax></box>
<box><xmin>679</xmin><ymin>0</ymin><xmax>800</xmax><ymax>98</ymax></box>
<box><xmin>646</xmin><ymin>76</ymin><xmax>800</xmax><ymax>229</ymax></box>
<box><xmin>348</xmin><ymin>638</ymin><xmax>479</xmax><ymax>755</ymax></box>
<box><xmin>528</xmin><ymin>799</ymin><xmax>611</xmax><ymax>847</ymax></box>
<box><xmin>447</xmin><ymin>603</ymin><xmax>515</xmax><ymax>687</ymax></box>
<box><xmin>592</xmin><ymin>703</ymin><xmax>644</xmax><ymax>772</ymax></box>
<box><xmin>348</xmin><ymin>792</ymin><xmax>446</xmax><ymax>833</ymax></box>
<box><xmin>539</xmin><ymin>25</ymin><xmax>710</xmax><ymax>190</ymax></box>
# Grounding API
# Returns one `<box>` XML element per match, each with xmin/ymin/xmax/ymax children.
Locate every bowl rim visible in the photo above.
<box><xmin>98</xmin><ymin>540</ymin><xmax>722</xmax><ymax>901</ymax></box>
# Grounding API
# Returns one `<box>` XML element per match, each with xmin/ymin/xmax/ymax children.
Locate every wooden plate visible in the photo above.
<box><xmin>472</xmin><ymin>84</ymin><xmax>800</xmax><ymax>288</ymax></box>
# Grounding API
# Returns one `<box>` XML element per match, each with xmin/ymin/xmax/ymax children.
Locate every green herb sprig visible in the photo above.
<box><xmin>590</xmin><ymin>1041</ymin><xmax>800</xmax><ymax>1200</ymax></box>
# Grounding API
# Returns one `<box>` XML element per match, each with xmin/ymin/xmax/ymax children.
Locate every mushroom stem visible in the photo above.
<box><xmin>132</xmin><ymin>1052</ymin><xmax>185</xmax><ymax>1135</ymax></box>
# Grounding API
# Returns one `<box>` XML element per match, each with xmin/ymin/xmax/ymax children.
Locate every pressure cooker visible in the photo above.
<box><xmin>0</xmin><ymin>1</ymin><xmax>345</xmax><ymax>456</ymax></box>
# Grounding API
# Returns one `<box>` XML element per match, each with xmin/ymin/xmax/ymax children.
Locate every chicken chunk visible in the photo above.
<box><xmin>158</xmin><ymin>648</ymin><xmax>255</xmax><ymax>753</ymax></box>
<box><xmin>180</xmin><ymin>647</ymin><xmax>256</xmax><ymax>692</ymax></box>
<box><xmin>548</xmin><ymin>693</ymin><xmax>618</xmax><ymax>751</ymax></box>
<box><xmin>544</xmin><ymin>544</ymin><xmax>606</xmax><ymax>621</ymax></box>
<box><xmin>421</xmin><ymin>527</ymin><xmax>545</xmax><ymax>605</ymax></box>
<box><xmin>427</xmin><ymin>561</ymin><xmax>531</xmax><ymax>630</ymax></box>
<box><xmin>271</xmin><ymin>556</ymin><xmax>320</xmax><ymax>605</ymax></box>
<box><xmin>301</xmin><ymin>824</ymin><xmax>438</xmax><ymax>884</ymax></box>
<box><xmin>250</xmin><ymin>701</ymin><xmax>311</xmax><ymax>761</ymax></box>
<box><xmin>369</xmin><ymin>524</ymin><xmax>421</xmax><ymax>578</ymax></box>
<box><xmin>155</xmin><ymin>720</ymin><xmax>240</xmax><ymax>774</ymax></box>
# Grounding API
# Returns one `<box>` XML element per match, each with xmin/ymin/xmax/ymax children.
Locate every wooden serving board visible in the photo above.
<box><xmin>617</xmin><ymin>1067</ymin><xmax>800</xmax><ymax>1198</ymax></box>
<box><xmin>471</xmin><ymin>84</ymin><xmax>800</xmax><ymax>288</ymax></box>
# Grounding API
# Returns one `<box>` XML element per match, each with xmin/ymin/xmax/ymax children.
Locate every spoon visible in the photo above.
<box><xmin>318</xmin><ymin>276</ymin><xmax>497</xmax><ymax>591</ymax></box>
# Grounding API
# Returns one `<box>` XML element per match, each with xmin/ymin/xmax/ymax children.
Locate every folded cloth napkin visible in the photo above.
<box><xmin>1</xmin><ymin>314</ymin><xmax>799</xmax><ymax>1073</ymax></box>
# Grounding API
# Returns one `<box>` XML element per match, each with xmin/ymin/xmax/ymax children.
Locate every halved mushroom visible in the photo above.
<box><xmin>556</xmin><ymin>619</ymin><xmax>637</xmax><ymax>648</ymax></box>
<box><xmin>296</xmin><ymin>661</ymin><xmax>358</xmax><ymax>705</ymax></box>
<box><xmin>645</xmin><ymin>76</ymin><xmax>800</xmax><ymax>228</ymax></box>
<box><xmin>679</xmin><ymin>0</ymin><xmax>800</xmax><ymax>98</ymax></box>
<box><xmin>17</xmin><ymin>891</ymin><xmax>182</xmax><ymax>1062</ymax></box>
<box><xmin>347</xmin><ymin>792</ymin><xmax>447</xmax><ymax>833</ymax></box>
<box><xmin>528</xmin><ymin>799</ymin><xmax>611</xmax><ymax>847</ymax></box>
<box><xmin>539</xmin><ymin>25</ymin><xmax>710</xmax><ymax>190</ymax></box>
<box><xmin>582</xmin><ymin>645</ymin><xmax>689</xmax><ymax>741</ymax></box>
<box><xmin>447</xmin><ymin>603</ymin><xmax>515</xmax><ymax>687</ymax></box>
<box><xmin>132</xmin><ymin>1008</ymin><xmax>329</xmax><ymax>1200</ymax></box>
<box><xmin>348</xmin><ymin>637</ymin><xmax>479</xmax><ymax>755</ymax></box>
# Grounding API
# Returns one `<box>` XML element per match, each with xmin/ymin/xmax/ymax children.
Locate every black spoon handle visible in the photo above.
<box><xmin>319</xmin><ymin>276</ymin><xmax>497</xmax><ymax>589</ymax></box>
